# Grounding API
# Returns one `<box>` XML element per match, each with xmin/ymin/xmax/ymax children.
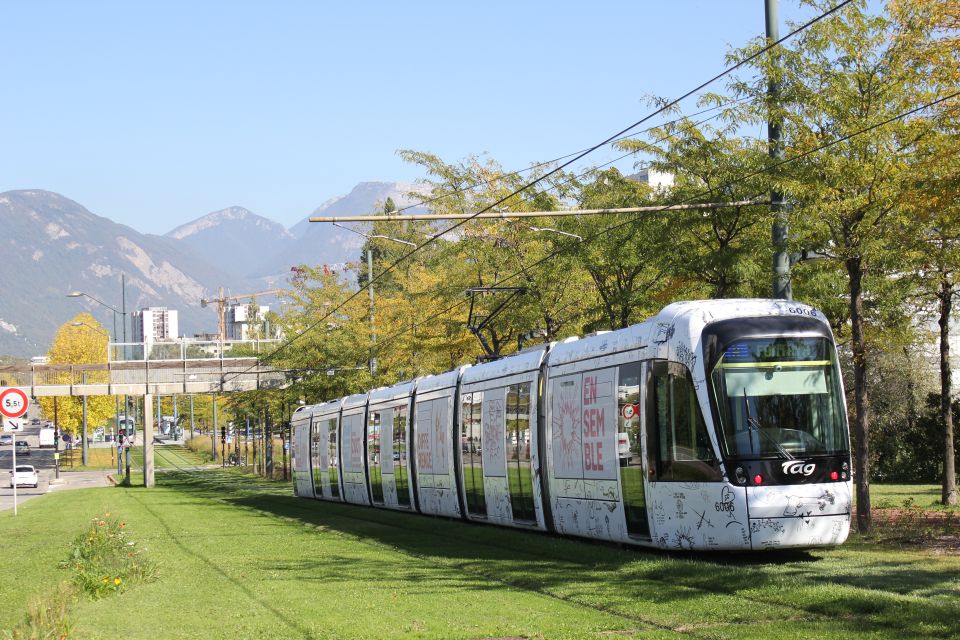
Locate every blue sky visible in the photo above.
<box><xmin>1</xmin><ymin>1</ymin><xmax>829</xmax><ymax>234</ymax></box>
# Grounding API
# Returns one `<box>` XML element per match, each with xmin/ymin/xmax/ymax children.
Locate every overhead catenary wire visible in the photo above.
<box><xmin>363</xmin><ymin>91</ymin><xmax>960</xmax><ymax>364</ymax></box>
<box><xmin>323</xmin><ymin>94</ymin><xmax>756</xmax><ymax>221</ymax></box>
<box><xmin>221</xmin><ymin>0</ymin><xmax>858</xmax><ymax>384</ymax></box>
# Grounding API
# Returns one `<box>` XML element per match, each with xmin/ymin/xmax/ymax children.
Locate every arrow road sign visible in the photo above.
<box><xmin>3</xmin><ymin>417</ymin><xmax>23</xmax><ymax>432</ymax></box>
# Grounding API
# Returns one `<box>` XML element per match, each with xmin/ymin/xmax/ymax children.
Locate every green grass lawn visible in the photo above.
<box><xmin>870</xmin><ymin>484</ymin><xmax>958</xmax><ymax>510</ymax></box>
<box><xmin>1</xmin><ymin>472</ymin><xmax>959</xmax><ymax>639</ymax></box>
<box><xmin>59</xmin><ymin>444</ymin><xmax>210</xmax><ymax>473</ymax></box>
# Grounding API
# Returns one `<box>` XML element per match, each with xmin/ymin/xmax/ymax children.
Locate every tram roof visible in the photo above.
<box><xmin>547</xmin><ymin>299</ymin><xmax>828</xmax><ymax>367</ymax></box>
<box><xmin>368</xmin><ymin>379</ymin><xmax>417</xmax><ymax>405</ymax></box>
<box><xmin>461</xmin><ymin>346</ymin><xmax>548</xmax><ymax>385</ymax></box>
<box><xmin>309</xmin><ymin>398</ymin><xmax>344</xmax><ymax>418</ymax></box>
<box><xmin>416</xmin><ymin>365</ymin><xmax>469</xmax><ymax>394</ymax></box>
<box><xmin>342</xmin><ymin>392</ymin><xmax>369</xmax><ymax>411</ymax></box>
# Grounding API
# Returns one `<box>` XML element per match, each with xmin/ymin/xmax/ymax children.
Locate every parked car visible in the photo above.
<box><xmin>0</xmin><ymin>434</ymin><xmax>12</xmax><ymax>446</ymax></box>
<box><xmin>9</xmin><ymin>465</ymin><xmax>38</xmax><ymax>488</ymax></box>
<box><xmin>15</xmin><ymin>440</ymin><xmax>30</xmax><ymax>455</ymax></box>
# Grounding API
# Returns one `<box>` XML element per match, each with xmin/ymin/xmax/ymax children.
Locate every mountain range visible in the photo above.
<box><xmin>0</xmin><ymin>181</ymin><xmax>427</xmax><ymax>357</ymax></box>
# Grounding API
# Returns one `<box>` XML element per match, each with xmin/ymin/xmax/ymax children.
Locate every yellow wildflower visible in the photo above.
<box><xmin>114</xmin><ymin>577</ymin><xmax>122</xmax><ymax>586</ymax></box>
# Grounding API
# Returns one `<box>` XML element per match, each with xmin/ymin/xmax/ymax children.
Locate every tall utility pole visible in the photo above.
<box><xmin>367</xmin><ymin>246</ymin><xmax>376</xmax><ymax>375</ymax></box>
<box><xmin>211</xmin><ymin>394</ymin><xmax>218</xmax><ymax>461</ymax></box>
<box><xmin>767</xmin><ymin>0</ymin><xmax>792</xmax><ymax>300</ymax></box>
<box><xmin>121</xmin><ymin>273</ymin><xmax>130</xmax><ymax>485</ymax></box>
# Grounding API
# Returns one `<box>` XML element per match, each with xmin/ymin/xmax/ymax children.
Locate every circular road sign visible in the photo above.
<box><xmin>620</xmin><ymin>403</ymin><xmax>637</xmax><ymax>421</ymax></box>
<box><xmin>0</xmin><ymin>388</ymin><xmax>29</xmax><ymax>419</ymax></box>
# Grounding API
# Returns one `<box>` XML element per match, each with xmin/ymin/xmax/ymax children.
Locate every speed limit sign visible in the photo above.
<box><xmin>0</xmin><ymin>388</ymin><xmax>29</xmax><ymax>419</ymax></box>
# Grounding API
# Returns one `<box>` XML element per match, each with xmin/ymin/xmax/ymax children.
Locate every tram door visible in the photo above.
<box><xmin>618</xmin><ymin>362</ymin><xmax>649</xmax><ymax>538</ymax></box>
<box><xmin>310</xmin><ymin>416</ymin><xmax>323</xmax><ymax>499</ymax></box>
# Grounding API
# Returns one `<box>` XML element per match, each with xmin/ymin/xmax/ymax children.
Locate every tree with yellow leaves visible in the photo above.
<box><xmin>37</xmin><ymin>314</ymin><xmax>115</xmax><ymax>436</ymax></box>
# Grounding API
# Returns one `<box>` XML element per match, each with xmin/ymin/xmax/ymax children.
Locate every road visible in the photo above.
<box><xmin>0</xmin><ymin>404</ymin><xmax>112</xmax><ymax>512</ymax></box>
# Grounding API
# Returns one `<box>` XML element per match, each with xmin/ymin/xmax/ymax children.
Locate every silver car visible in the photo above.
<box><xmin>0</xmin><ymin>434</ymin><xmax>12</xmax><ymax>446</ymax></box>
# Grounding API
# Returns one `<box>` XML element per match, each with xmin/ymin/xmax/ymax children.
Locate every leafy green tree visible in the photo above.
<box><xmin>396</xmin><ymin>150</ymin><xmax>590</xmax><ymax>357</ymax></box>
<box><xmin>271</xmin><ymin>264</ymin><xmax>372</xmax><ymax>402</ymax></box>
<box><xmin>902</xmin><ymin>119</ymin><xmax>960</xmax><ymax>505</ymax></box>
<box><xmin>566</xmin><ymin>168</ymin><xmax>676</xmax><ymax>330</ymax></box>
<box><xmin>728</xmin><ymin>0</ymin><xmax>953</xmax><ymax>530</ymax></box>
<box><xmin>630</xmin><ymin>118</ymin><xmax>770</xmax><ymax>299</ymax></box>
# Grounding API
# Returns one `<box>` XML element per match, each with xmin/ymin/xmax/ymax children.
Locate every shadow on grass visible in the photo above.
<box><xmin>153</xmin><ymin>469</ymin><xmax>960</xmax><ymax>639</ymax></box>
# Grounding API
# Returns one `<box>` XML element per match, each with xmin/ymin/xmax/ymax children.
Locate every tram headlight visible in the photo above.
<box><xmin>735</xmin><ymin>466</ymin><xmax>747</xmax><ymax>485</ymax></box>
<box><xmin>752</xmin><ymin>474</ymin><xmax>764</xmax><ymax>485</ymax></box>
<box><xmin>830</xmin><ymin>471</ymin><xmax>839</xmax><ymax>481</ymax></box>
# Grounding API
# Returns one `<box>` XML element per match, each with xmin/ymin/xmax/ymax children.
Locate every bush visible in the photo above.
<box><xmin>60</xmin><ymin>514</ymin><xmax>157</xmax><ymax>600</ymax></box>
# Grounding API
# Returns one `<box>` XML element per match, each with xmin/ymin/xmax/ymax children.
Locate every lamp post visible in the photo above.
<box><xmin>66</xmin><ymin>288</ymin><xmax>126</xmax><ymax>350</ymax></box>
<box><xmin>332</xmin><ymin>222</ymin><xmax>415</xmax><ymax>376</ymax></box>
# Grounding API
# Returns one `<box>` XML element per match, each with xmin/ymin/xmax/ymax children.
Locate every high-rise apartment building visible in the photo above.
<box><xmin>131</xmin><ymin>307</ymin><xmax>179</xmax><ymax>344</ymax></box>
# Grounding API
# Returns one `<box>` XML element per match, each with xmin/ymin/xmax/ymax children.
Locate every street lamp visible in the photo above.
<box><xmin>71</xmin><ymin>320</ymin><xmax>109</xmax><ymax>337</ymax></box>
<box><xmin>67</xmin><ymin>291</ymin><xmax>121</xmax><ymax>342</ymax></box>
<box><xmin>331</xmin><ymin>223</ymin><xmax>416</xmax><ymax>376</ymax></box>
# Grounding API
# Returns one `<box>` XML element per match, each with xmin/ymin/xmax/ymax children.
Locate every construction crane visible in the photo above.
<box><xmin>200</xmin><ymin>287</ymin><xmax>285</xmax><ymax>342</ymax></box>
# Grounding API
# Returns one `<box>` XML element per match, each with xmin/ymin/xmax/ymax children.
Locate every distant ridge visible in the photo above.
<box><xmin>0</xmin><ymin>180</ymin><xmax>433</xmax><ymax>356</ymax></box>
<box><xmin>165</xmin><ymin>206</ymin><xmax>294</xmax><ymax>277</ymax></box>
<box><xmin>0</xmin><ymin>190</ymin><xmax>248</xmax><ymax>357</ymax></box>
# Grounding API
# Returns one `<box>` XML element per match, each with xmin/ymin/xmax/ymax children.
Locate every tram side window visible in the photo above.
<box><xmin>647</xmin><ymin>361</ymin><xmax>720</xmax><ymax>482</ymax></box>
<box><xmin>368</xmin><ymin>411</ymin><xmax>384</xmax><ymax>504</ymax></box>
<box><xmin>506</xmin><ymin>383</ymin><xmax>535</xmax><ymax>522</ymax></box>
<box><xmin>461</xmin><ymin>392</ymin><xmax>486</xmax><ymax>516</ymax></box>
<box><xmin>393</xmin><ymin>406</ymin><xmax>410</xmax><ymax>507</ymax></box>
<box><xmin>311</xmin><ymin>418</ymin><xmax>323</xmax><ymax>497</ymax></box>
<box><xmin>327</xmin><ymin>418</ymin><xmax>340</xmax><ymax>498</ymax></box>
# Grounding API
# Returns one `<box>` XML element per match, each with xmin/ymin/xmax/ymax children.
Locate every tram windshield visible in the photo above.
<box><xmin>710</xmin><ymin>336</ymin><xmax>848</xmax><ymax>459</ymax></box>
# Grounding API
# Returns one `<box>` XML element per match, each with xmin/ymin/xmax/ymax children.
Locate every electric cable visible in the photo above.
<box><xmin>222</xmin><ymin>0</ymin><xmax>858</xmax><ymax>383</ymax></box>
<box><xmin>364</xmin><ymin>90</ymin><xmax>960</xmax><ymax>363</ymax></box>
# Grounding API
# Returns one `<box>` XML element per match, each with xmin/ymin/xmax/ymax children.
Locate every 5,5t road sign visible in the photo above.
<box><xmin>0</xmin><ymin>388</ymin><xmax>29</xmax><ymax>419</ymax></box>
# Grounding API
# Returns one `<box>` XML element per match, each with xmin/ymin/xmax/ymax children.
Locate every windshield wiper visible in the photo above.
<box><xmin>742</xmin><ymin>388</ymin><xmax>794</xmax><ymax>460</ymax></box>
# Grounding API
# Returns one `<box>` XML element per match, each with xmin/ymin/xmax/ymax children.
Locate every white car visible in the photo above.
<box><xmin>9</xmin><ymin>465</ymin><xmax>39</xmax><ymax>488</ymax></box>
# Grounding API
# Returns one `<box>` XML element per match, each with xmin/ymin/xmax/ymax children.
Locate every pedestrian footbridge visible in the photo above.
<box><xmin>0</xmin><ymin>357</ymin><xmax>287</xmax><ymax>398</ymax></box>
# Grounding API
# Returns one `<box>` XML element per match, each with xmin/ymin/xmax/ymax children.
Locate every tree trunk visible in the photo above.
<box><xmin>939</xmin><ymin>279</ymin><xmax>957</xmax><ymax>505</ymax></box>
<box><xmin>847</xmin><ymin>257</ymin><xmax>871</xmax><ymax>532</ymax></box>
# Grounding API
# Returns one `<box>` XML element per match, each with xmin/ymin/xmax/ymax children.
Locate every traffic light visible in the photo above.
<box><xmin>220</xmin><ymin>426</ymin><xmax>226</xmax><ymax>443</ymax></box>
<box><xmin>53</xmin><ymin>429</ymin><xmax>59</xmax><ymax>449</ymax></box>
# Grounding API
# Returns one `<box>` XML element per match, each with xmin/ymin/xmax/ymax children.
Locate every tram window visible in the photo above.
<box><xmin>461</xmin><ymin>392</ymin><xmax>486</xmax><ymax>516</ymax></box>
<box><xmin>327</xmin><ymin>418</ymin><xmax>339</xmax><ymax>498</ymax></box>
<box><xmin>617</xmin><ymin>362</ymin><xmax>648</xmax><ymax>536</ymax></box>
<box><xmin>647</xmin><ymin>361</ymin><xmax>720</xmax><ymax>482</ymax></box>
<box><xmin>506</xmin><ymin>383</ymin><xmax>535</xmax><ymax>522</ymax></box>
<box><xmin>368</xmin><ymin>411</ymin><xmax>384</xmax><ymax>504</ymax></box>
<box><xmin>393</xmin><ymin>406</ymin><xmax>410</xmax><ymax>507</ymax></box>
<box><xmin>311</xmin><ymin>417</ymin><xmax>323</xmax><ymax>498</ymax></box>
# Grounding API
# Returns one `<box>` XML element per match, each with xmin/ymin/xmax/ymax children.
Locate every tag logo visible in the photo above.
<box><xmin>781</xmin><ymin>460</ymin><xmax>816</xmax><ymax>476</ymax></box>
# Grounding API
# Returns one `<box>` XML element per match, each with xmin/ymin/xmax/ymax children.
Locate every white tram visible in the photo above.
<box><xmin>292</xmin><ymin>299</ymin><xmax>852</xmax><ymax>551</ymax></box>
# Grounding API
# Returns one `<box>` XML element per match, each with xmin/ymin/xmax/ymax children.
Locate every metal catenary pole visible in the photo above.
<box><xmin>211</xmin><ymin>394</ymin><xmax>218</xmax><ymax>461</ymax></box>
<box><xmin>767</xmin><ymin>0</ymin><xmax>792</xmax><ymax>300</ymax></box>
<box><xmin>81</xmin><ymin>393</ymin><xmax>88</xmax><ymax>466</ymax></box>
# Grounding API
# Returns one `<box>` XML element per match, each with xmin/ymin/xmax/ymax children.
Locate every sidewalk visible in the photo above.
<box><xmin>0</xmin><ymin>469</ymin><xmax>113</xmax><ymax>512</ymax></box>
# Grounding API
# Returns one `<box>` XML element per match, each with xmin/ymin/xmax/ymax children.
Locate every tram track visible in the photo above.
<box><xmin>141</xmin><ymin>451</ymin><xmax>950</xmax><ymax>639</ymax></box>
<box><xmin>136</xmin><ymin>454</ymin><xmax>859</xmax><ymax>639</ymax></box>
